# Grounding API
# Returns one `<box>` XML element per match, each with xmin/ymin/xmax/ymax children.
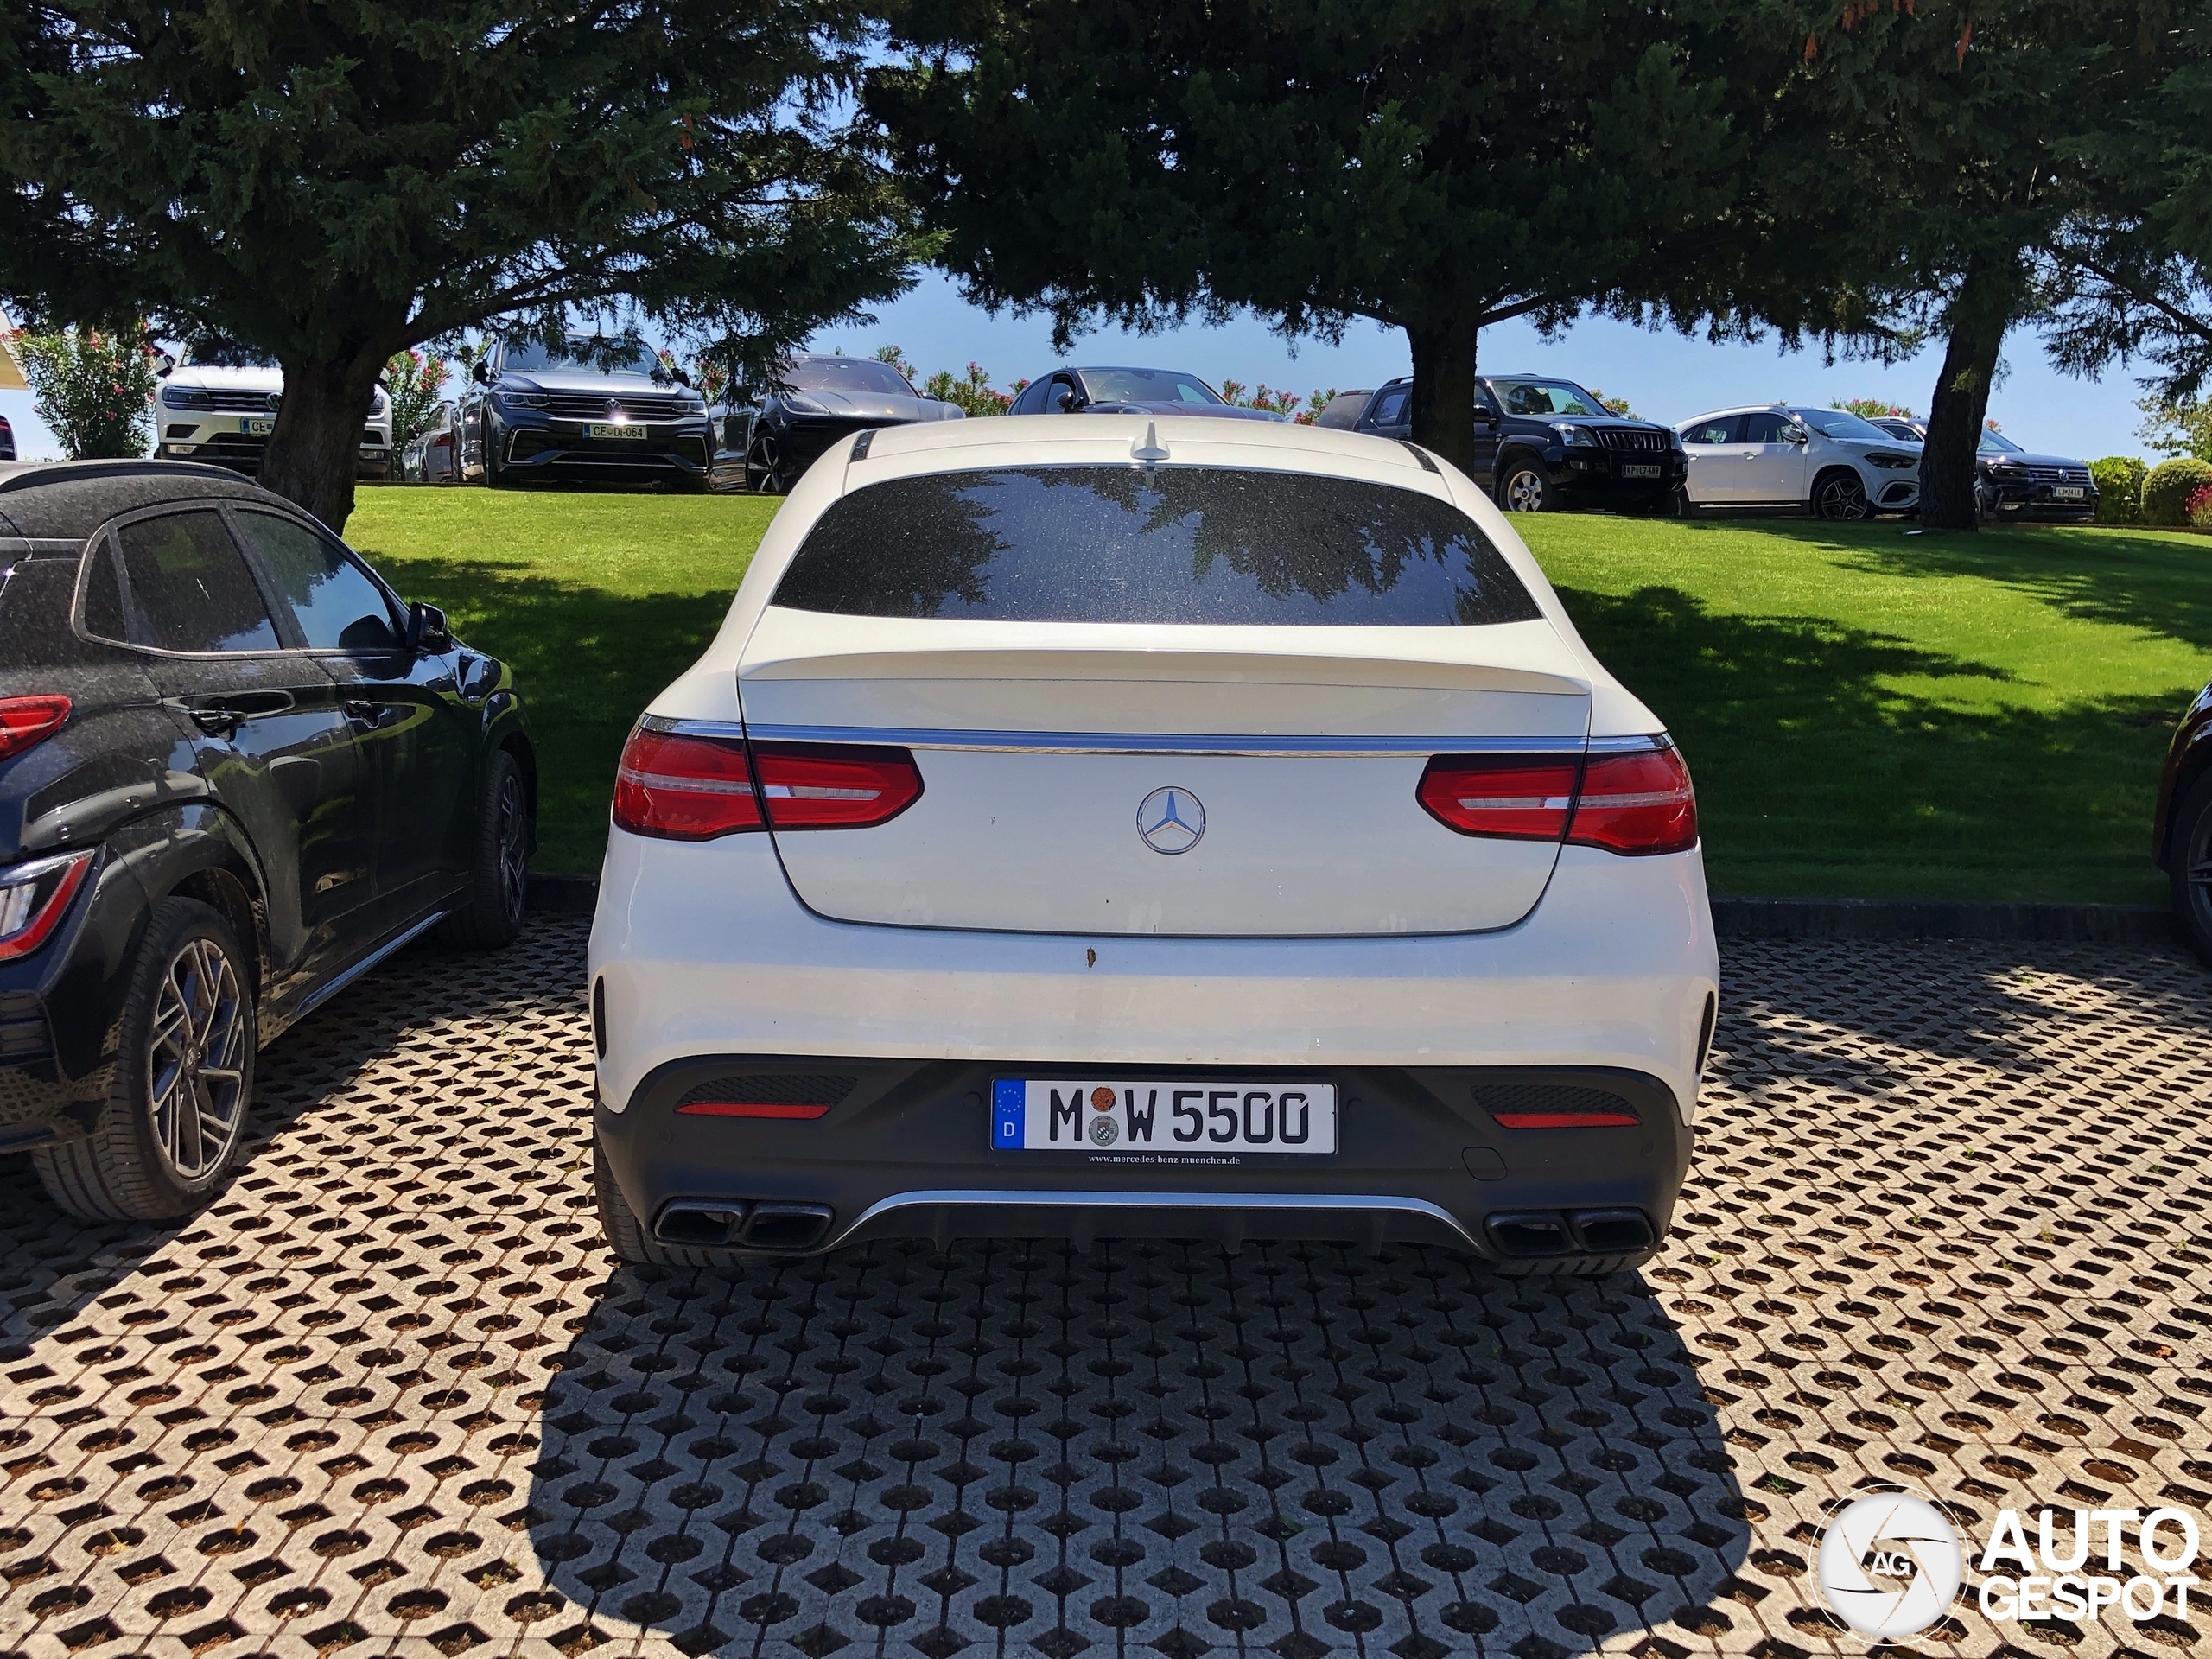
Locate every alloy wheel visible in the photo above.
<box><xmin>147</xmin><ymin>938</ymin><xmax>248</xmax><ymax>1182</ymax></box>
<box><xmin>2187</xmin><ymin>809</ymin><xmax>2212</xmax><ymax>938</ymax></box>
<box><xmin>1502</xmin><ymin>469</ymin><xmax>1546</xmax><ymax>512</ymax></box>
<box><xmin>496</xmin><ymin>769</ymin><xmax>528</xmax><ymax>925</ymax></box>
<box><xmin>1816</xmin><ymin>473</ymin><xmax>1870</xmax><ymax>521</ymax></box>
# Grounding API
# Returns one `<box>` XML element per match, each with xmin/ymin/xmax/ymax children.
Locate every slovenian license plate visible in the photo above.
<box><xmin>992</xmin><ymin>1079</ymin><xmax>1337</xmax><ymax>1154</ymax></box>
<box><xmin>1622</xmin><ymin>462</ymin><xmax>1661</xmax><ymax>480</ymax></box>
<box><xmin>239</xmin><ymin>417</ymin><xmax>273</xmax><ymax>436</ymax></box>
<box><xmin>2052</xmin><ymin>486</ymin><xmax>2084</xmax><ymax>500</ymax></box>
<box><xmin>588</xmin><ymin>422</ymin><xmax>645</xmax><ymax>439</ymax></box>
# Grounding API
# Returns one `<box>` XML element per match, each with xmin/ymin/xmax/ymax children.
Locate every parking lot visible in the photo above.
<box><xmin>2</xmin><ymin>918</ymin><xmax>2208</xmax><ymax>1659</ymax></box>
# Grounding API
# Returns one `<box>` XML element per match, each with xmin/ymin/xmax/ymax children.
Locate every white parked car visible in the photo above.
<box><xmin>588</xmin><ymin>417</ymin><xmax>1719</xmax><ymax>1273</ymax></box>
<box><xmin>155</xmin><ymin>340</ymin><xmax>392</xmax><ymax>481</ymax></box>
<box><xmin>1675</xmin><ymin>404</ymin><xmax>1921</xmax><ymax>519</ymax></box>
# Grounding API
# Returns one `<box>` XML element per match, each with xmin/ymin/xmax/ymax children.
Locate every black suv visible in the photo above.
<box><xmin>1330</xmin><ymin>374</ymin><xmax>1687</xmax><ymax>512</ymax></box>
<box><xmin>0</xmin><ymin>461</ymin><xmax>536</xmax><ymax>1219</ymax></box>
<box><xmin>460</xmin><ymin>333</ymin><xmax>713</xmax><ymax>489</ymax></box>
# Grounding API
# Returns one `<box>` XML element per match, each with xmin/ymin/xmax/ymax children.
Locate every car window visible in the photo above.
<box><xmin>1794</xmin><ymin>408</ymin><xmax>1891</xmax><ymax>441</ymax></box>
<box><xmin>1978</xmin><ymin>429</ymin><xmax>2024</xmax><ymax>454</ymax></box>
<box><xmin>1077</xmin><ymin>369</ymin><xmax>1225</xmax><ymax>406</ymax></box>
<box><xmin>773</xmin><ymin>467</ymin><xmax>1543</xmax><ymax>627</ymax></box>
<box><xmin>1683</xmin><ymin>416</ymin><xmax>1740</xmax><ymax>445</ymax></box>
<box><xmin>1740</xmin><ymin>412</ymin><xmax>1798</xmax><ymax>443</ymax></box>
<box><xmin>1367</xmin><ymin>388</ymin><xmax>1410</xmax><ymax>428</ymax></box>
<box><xmin>1490</xmin><ymin>379</ymin><xmax>1609</xmax><ymax>417</ymax></box>
<box><xmin>84</xmin><ymin>511</ymin><xmax>282</xmax><ymax>653</ymax></box>
<box><xmin>1009</xmin><ymin>378</ymin><xmax>1050</xmax><ymax>416</ymax></box>
<box><xmin>779</xmin><ymin>359</ymin><xmax>916</xmax><ymax>397</ymax></box>
<box><xmin>505</xmin><ymin>335</ymin><xmax>664</xmax><ymax>378</ymax></box>
<box><xmin>231</xmin><ymin>511</ymin><xmax>404</xmax><ymax>652</ymax></box>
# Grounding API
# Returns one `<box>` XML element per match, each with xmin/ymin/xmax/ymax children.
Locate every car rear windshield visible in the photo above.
<box><xmin>772</xmin><ymin>467</ymin><xmax>1542</xmax><ymax>626</ymax></box>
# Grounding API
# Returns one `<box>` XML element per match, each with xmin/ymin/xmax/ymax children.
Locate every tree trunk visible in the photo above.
<box><xmin>1918</xmin><ymin>252</ymin><xmax>2025</xmax><ymax>532</ymax></box>
<box><xmin>1408</xmin><ymin>317</ymin><xmax>1481</xmax><ymax>475</ymax></box>
<box><xmin>258</xmin><ymin>352</ymin><xmax>385</xmax><ymax>533</ymax></box>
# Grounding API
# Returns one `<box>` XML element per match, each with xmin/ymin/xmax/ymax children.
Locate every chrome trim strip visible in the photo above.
<box><xmin>297</xmin><ymin>910</ymin><xmax>448</xmax><ymax>1017</ymax></box>
<box><xmin>830</xmin><ymin>1188</ymin><xmax>1483</xmax><ymax>1252</ymax></box>
<box><xmin>643</xmin><ymin>715</ymin><xmax>1673</xmax><ymax>758</ymax></box>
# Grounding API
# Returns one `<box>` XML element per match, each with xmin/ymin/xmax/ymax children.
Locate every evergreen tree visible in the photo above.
<box><xmin>0</xmin><ymin>0</ymin><xmax>918</xmax><ymax>528</ymax></box>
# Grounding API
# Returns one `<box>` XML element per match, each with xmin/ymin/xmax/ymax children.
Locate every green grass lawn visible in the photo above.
<box><xmin>346</xmin><ymin>489</ymin><xmax>2209</xmax><ymax>902</ymax></box>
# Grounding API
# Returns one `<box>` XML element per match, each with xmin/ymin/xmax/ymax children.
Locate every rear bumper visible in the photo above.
<box><xmin>588</xmin><ymin>829</ymin><xmax>1718</xmax><ymax>1259</ymax></box>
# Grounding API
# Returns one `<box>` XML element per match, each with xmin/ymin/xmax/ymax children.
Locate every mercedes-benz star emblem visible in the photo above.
<box><xmin>1137</xmin><ymin>787</ymin><xmax>1205</xmax><ymax>855</ymax></box>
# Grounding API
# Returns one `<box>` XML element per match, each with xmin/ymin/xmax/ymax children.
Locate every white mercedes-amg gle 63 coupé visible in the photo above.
<box><xmin>588</xmin><ymin>416</ymin><xmax>1718</xmax><ymax>1274</ymax></box>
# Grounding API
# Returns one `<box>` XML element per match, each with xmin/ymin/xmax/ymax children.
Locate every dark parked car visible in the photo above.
<box><xmin>459</xmin><ymin>334</ymin><xmax>712</xmax><ymax>490</ymax></box>
<box><xmin>0</xmin><ymin>414</ymin><xmax>14</xmax><ymax>461</ymax></box>
<box><xmin>2157</xmin><ymin>678</ymin><xmax>2212</xmax><ymax>966</ymax></box>
<box><xmin>1339</xmin><ymin>374</ymin><xmax>1687</xmax><ymax>512</ymax></box>
<box><xmin>1870</xmin><ymin>418</ymin><xmax>2098</xmax><ymax>522</ymax></box>
<box><xmin>401</xmin><ymin>400</ymin><xmax>461</xmax><ymax>485</ymax></box>
<box><xmin>0</xmin><ymin>460</ymin><xmax>535</xmax><ymax>1218</ymax></box>
<box><xmin>1007</xmin><ymin>365</ymin><xmax>1286</xmax><ymax>423</ymax></box>
<box><xmin>721</xmin><ymin>355</ymin><xmax>965</xmax><ymax>495</ymax></box>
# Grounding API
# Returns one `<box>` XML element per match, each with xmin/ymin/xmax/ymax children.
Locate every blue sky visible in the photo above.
<box><xmin>1</xmin><ymin>269</ymin><xmax>2159</xmax><ymax>461</ymax></box>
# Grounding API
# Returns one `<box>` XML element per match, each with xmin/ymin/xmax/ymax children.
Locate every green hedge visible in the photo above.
<box><xmin>2145</xmin><ymin>456</ymin><xmax>2212</xmax><ymax>527</ymax></box>
<box><xmin>2089</xmin><ymin>456</ymin><xmax>2146</xmax><ymax>524</ymax></box>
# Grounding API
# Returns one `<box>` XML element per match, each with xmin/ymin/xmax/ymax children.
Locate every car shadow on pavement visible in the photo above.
<box><xmin>518</xmin><ymin>1243</ymin><xmax>1754</xmax><ymax>1658</ymax></box>
<box><xmin>0</xmin><ymin>926</ymin><xmax>586</xmax><ymax>1371</ymax></box>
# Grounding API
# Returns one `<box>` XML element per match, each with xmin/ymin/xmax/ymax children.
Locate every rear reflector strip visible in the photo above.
<box><xmin>1493</xmin><ymin>1111</ymin><xmax>1640</xmax><ymax>1128</ymax></box>
<box><xmin>676</xmin><ymin>1101</ymin><xmax>833</xmax><ymax>1119</ymax></box>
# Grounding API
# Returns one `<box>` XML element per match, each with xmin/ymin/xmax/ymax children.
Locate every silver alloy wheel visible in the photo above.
<box><xmin>1502</xmin><ymin>467</ymin><xmax>1546</xmax><ymax>512</ymax></box>
<box><xmin>1815</xmin><ymin>472</ymin><xmax>1871</xmax><ymax>521</ymax></box>
<box><xmin>147</xmin><ymin>937</ymin><xmax>248</xmax><ymax>1181</ymax></box>
<box><xmin>2186</xmin><ymin>803</ymin><xmax>2212</xmax><ymax>938</ymax></box>
<box><xmin>496</xmin><ymin>768</ymin><xmax>528</xmax><ymax>925</ymax></box>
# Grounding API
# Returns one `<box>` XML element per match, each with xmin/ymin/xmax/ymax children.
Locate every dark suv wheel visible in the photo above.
<box><xmin>1496</xmin><ymin>458</ymin><xmax>1551</xmax><ymax>513</ymax></box>
<box><xmin>33</xmin><ymin>898</ymin><xmax>257</xmax><ymax>1220</ymax></box>
<box><xmin>2173</xmin><ymin>771</ymin><xmax>2212</xmax><ymax>968</ymax></box>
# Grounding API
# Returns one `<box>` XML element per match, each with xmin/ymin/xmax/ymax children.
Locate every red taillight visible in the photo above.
<box><xmin>0</xmin><ymin>696</ymin><xmax>71</xmax><ymax>761</ymax></box>
<box><xmin>1567</xmin><ymin>746</ymin><xmax>1697</xmax><ymax>855</ymax></box>
<box><xmin>1416</xmin><ymin>755</ymin><xmax>1581</xmax><ymax>840</ymax></box>
<box><xmin>612</xmin><ymin>726</ymin><xmax>923</xmax><ymax>841</ymax></box>
<box><xmin>613</xmin><ymin>728</ymin><xmax>761</xmax><ymax>839</ymax></box>
<box><xmin>431</xmin><ymin>433</ymin><xmax>454</xmax><ymax>452</ymax></box>
<box><xmin>1418</xmin><ymin>742</ymin><xmax>1696</xmax><ymax>856</ymax></box>
<box><xmin>1493</xmin><ymin>1110</ymin><xmax>1641</xmax><ymax>1128</ymax></box>
<box><xmin>0</xmin><ymin>849</ymin><xmax>94</xmax><ymax>963</ymax></box>
<box><xmin>753</xmin><ymin>741</ymin><xmax>923</xmax><ymax>829</ymax></box>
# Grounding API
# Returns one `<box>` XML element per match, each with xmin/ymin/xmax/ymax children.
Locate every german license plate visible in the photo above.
<box><xmin>1622</xmin><ymin>462</ymin><xmax>1661</xmax><ymax>480</ymax></box>
<box><xmin>589</xmin><ymin>422</ymin><xmax>645</xmax><ymax>440</ymax></box>
<box><xmin>238</xmin><ymin>417</ymin><xmax>273</xmax><ymax>436</ymax></box>
<box><xmin>2052</xmin><ymin>486</ymin><xmax>2084</xmax><ymax>500</ymax></box>
<box><xmin>992</xmin><ymin>1079</ymin><xmax>1337</xmax><ymax>1154</ymax></box>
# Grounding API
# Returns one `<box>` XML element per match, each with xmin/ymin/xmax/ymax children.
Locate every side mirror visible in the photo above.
<box><xmin>406</xmin><ymin>601</ymin><xmax>453</xmax><ymax>654</ymax></box>
<box><xmin>471</xmin><ymin>360</ymin><xmax>493</xmax><ymax>386</ymax></box>
<box><xmin>1471</xmin><ymin>406</ymin><xmax>1497</xmax><ymax>426</ymax></box>
<box><xmin>1050</xmin><ymin>385</ymin><xmax>1076</xmax><ymax>413</ymax></box>
<box><xmin>1785</xmin><ymin>426</ymin><xmax>1808</xmax><ymax>444</ymax></box>
<box><xmin>154</xmin><ymin>351</ymin><xmax>176</xmax><ymax>378</ymax></box>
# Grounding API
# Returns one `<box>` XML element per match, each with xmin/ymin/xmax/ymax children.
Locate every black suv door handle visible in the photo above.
<box><xmin>191</xmin><ymin>708</ymin><xmax>245</xmax><ymax>737</ymax></box>
<box><xmin>343</xmin><ymin>699</ymin><xmax>378</xmax><ymax>721</ymax></box>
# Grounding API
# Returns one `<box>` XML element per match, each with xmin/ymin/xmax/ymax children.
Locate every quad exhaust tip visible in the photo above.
<box><xmin>1485</xmin><ymin>1207</ymin><xmax>1656</xmax><ymax>1259</ymax></box>
<box><xmin>654</xmin><ymin>1199</ymin><xmax>834</xmax><ymax>1253</ymax></box>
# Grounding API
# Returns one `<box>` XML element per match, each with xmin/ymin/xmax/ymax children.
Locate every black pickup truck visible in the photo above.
<box><xmin>1320</xmin><ymin>373</ymin><xmax>1687</xmax><ymax>513</ymax></box>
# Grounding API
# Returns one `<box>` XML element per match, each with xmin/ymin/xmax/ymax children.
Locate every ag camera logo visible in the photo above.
<box><xmin>1818</xmin><ymin>1490</ymin><xmax>1964</xmax><ymax>1639</ymax></box>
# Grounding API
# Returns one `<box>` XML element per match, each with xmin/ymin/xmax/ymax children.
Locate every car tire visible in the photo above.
<box><xmin>441</xmin><ymin>748</ymin><xmax>531</xmax><ymax>951</ymax></box>
<box><xmin>485</xmin><ymin>421</ymin><xmax>514</xmax><ymax>489</ymax></box>
<box><xmin>747</xmin><ymin>435</ymin><xmax>784</xmax><ymax>495</ymax></box>
<box><xmin>1495</xmin><ymin>458</ymin><xmax>1551</xmax><ymax>512</ymax></box>
<box><xmin>2171</xmin><ymin>769</ymin><xmax>2212</xmax><ymax>969</ymax></box>
<box><xmin>31</xmin><ymin>898</ymin><xmax>257</xmax><ymax>1222</ymax></box>
<box><xmin>1811</xmin><ymin>467</ymin><xmax>1871</xmax><ymax>521</ymax></box>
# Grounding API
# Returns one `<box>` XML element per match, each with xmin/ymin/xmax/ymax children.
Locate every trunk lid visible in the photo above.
<box><xmin>737</xmin><ymin>609</ymin><xmax>1592</xmax><ymax>936</ymax></box>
